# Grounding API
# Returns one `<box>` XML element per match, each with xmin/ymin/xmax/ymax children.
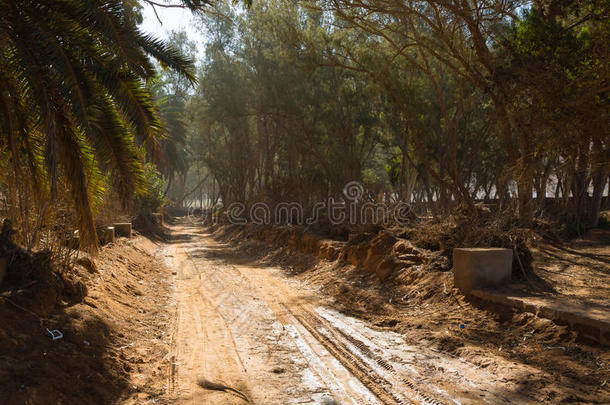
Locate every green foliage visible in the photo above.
<box><xmin>385</xmin><ymin>149</ymin><xmax>402</xmax><ymax>188</ymax></box>
<box><xmin>186</xmin><ymin>0</ymin><xmax>393</xmax><ymax>206</ymax></box>
<box><xmin>181</xmin><ymin>0</ymin><xmax>609</xmax><ymax>229</ymax></box>
<box><xmin>0</xmin><ymin>0</ymin><xmax>195</xmax><ymax>249</ymax></box>
<box><xmin>139</xmin><ymin>163</ymin><xmax>167</xmax><ymax>213</ymax></box>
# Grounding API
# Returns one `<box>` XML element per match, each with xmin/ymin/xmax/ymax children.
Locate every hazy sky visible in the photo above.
<box><xmin>140</xmin><ymin>2</ymin><xmax>202</xmax><ymax>41</ymax></box>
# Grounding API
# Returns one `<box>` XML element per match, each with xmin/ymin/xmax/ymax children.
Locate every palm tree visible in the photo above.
<box><xmin>0</xmin><ymin>0</ymin><xmax>196</xmax><ymax>250</ymax></box>
<box><xmin>151</xmin><ymin>80</ymin><xmax>190</xmax><ymax>189</ymax></box>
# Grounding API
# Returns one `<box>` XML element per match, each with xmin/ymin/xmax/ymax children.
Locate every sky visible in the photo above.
<box><xmin>140</xmin><ymin>2</ymin><xmax>203</xmax><ymax>42</ymax></box>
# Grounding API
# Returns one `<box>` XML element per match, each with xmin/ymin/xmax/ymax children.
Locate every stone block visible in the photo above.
<box><xmin>100</xmin><ymin>226</ymin><xmax>115</xmax><ymax>245</ymax></box>
<box><xmin>453</xmin><ymin>248</ymin><xmax>512</xmax><ymax>293</ymax></box>
<box><xmin>113</xmin><ymin>223</ymin><xmax>132</xmax><ymax>238</ymax></box>
<box><xmin>64</xmin><ymin>230</ymin><xmax>80</xmax><ymax>249</ymax></box>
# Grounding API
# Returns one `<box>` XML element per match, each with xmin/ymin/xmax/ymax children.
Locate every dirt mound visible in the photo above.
<box><xmin>0</xmin><ymin>235</ymin><xmax>173</xmax><ymax>404</ymax></box>
<box><xmin>213</xmin><ymin>223</ymin><xmax>456</xmax><ymax>316</ymax></box>
<box><xmin>214</xmin><ymin>223</ymin><xmax>447</xmax><ymax>283</ymax></box>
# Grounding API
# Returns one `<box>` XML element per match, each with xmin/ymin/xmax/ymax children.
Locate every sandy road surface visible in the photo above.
<box><xmin>160</xmin><ymin>223</ymin><xmax>536</xmax><ymax>404</ymax></box>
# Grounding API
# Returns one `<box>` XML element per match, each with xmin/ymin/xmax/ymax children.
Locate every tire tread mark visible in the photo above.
<box><xmin>293</xmin><ymin>311</ymin><xmax>408</xmax><ymax>405</ymax></box>
<box><xmin>331</xmin><ymin>323</ymin><xmax>444</xmax><ymax>405</ymax></box>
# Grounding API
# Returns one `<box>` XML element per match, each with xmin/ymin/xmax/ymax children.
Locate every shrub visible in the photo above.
<box><xmin>139</xmin><ymin>163</ymin><xmax>167</xmax><ymax>214</ymax></box>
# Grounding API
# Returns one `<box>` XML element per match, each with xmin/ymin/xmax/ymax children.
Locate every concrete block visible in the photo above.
<box><xmin>113</xmin><ymin>223</ymin><xmax>132</xmax><ymax>238</ymax></box>
<box><xmin>64</xmin><ymin>230</ymin><xmax>80</xmax><ymax>249</ymax></box>
<box><xmin>0</xmin><ymin>257</ymin><xmax>6</xmax><ymax>285</ymax></box>
<box><xmin>453</xmin><ymin>248</ymin><xmax>512</xmax><ymax>293</ymax></box>
<box><xmin>100</xmin><ymin>226</ymin><xmax>115</xmax><ymax>245</ymax></box>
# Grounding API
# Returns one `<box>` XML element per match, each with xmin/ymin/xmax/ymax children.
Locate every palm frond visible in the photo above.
<box><xmin>0</xmin><ymin>0</ymin><xmax>198</xmax><ymax>249</ymax></box>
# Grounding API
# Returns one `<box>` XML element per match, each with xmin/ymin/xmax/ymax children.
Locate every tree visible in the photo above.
<box><xmin>151</xmin><ymin>31</ymin><xmax>198</xmax><ymax>204</ymax></box>
<box><xmin>322</xmin><ymin>0</ymin><xmax>609</xmax><ymax>227</ymax></box>
<box><xmin>181</xmin><ymin>0</ymin><xmax>608</xmax><ymax>231</ymax></box>
<box><xmin>0</xmin><ymin>0</ymin><xmax>195</xmax><ymax>249</ymax></box>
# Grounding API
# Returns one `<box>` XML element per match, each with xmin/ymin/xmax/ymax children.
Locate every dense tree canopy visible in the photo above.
<box><xmin>1</xmin><ymin>0</ymin><xmax>608</xmax><ymax>250</ymax></box>
<box><xmin>182</xmin><ymin>0</ymin><xmax>609</xmax><ymax>230</ymax></box>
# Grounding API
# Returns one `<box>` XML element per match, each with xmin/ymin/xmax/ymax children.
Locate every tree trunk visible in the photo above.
<box><xmin>572</xmin><ymin>137</ymin><xmax>591</xmax><ymax>224</ymax></box>
<box><xmin>517</xmin><ymin>131</ymin><xmax>535</xmax><ymax>227</ymax></box>
<box><xmin>590</xmin><ymin>168</ymin><xmax>607</xmax><ymax>226</ymax></box>
<box><xmin>607</xmin><ymin>176</ymin><xmax>610</xmax><ymax>209</ymax></box>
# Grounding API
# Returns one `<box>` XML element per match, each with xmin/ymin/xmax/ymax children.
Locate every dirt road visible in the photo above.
<box><xmin>1</xmin><ymin>221</ymin><xmax>605</xmax><ymax>404</ymax></box>
<box><xmin>160</xmin><ymin>223</ymin><xmax>545</xmax><ymax>404</ymax></box>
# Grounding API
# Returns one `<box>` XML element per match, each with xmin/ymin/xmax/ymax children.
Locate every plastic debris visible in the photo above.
<box><xmin>46</xmin><ymin>328</ymin><xmax>63</xmax><ymax>340</ymax></box>
<box><xmin>459</xmin><ymin>323</ymin><xmax>466</xmax><ymax>329</ymax></box>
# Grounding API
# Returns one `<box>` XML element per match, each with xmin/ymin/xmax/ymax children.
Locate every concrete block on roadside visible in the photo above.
<box><xmin>453</xmin><ymin>248</ymin><xmax>512</xmax><ymax>293</ymax></box>
<box><xmin>64</xmin><ymin>230</ymin><xmax>80</xmax><ymax>250</ymax></box>
<box><xmin>113</xmin><ymin>223</ymin><xmax>132</xmax><ymax>238</ymax></box>
<box><xmin>100</xmin><ymin>226</ymin><xmax>115</xmax><ymax>245</ymax></box>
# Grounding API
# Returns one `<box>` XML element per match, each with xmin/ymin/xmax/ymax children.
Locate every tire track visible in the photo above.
<box><xmin>294</xmin><ymin>308</ymin><xmax>446</xmax><ymax>405</ymax></box>
<box><xmin>221</xmin><ymin>251</ymin><xmax>449</xmax><ymax>404</ymax></box>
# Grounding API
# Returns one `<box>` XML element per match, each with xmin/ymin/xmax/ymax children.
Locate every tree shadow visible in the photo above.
<box><xmin>539</xmin><ymin>244</ymin><xmax>610</xmax><ymax>273</ymax></box>
<box><xmin>0</xmin><ymin>298</ymin><xmax>131</xmax><ymax>404</ymax></box>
